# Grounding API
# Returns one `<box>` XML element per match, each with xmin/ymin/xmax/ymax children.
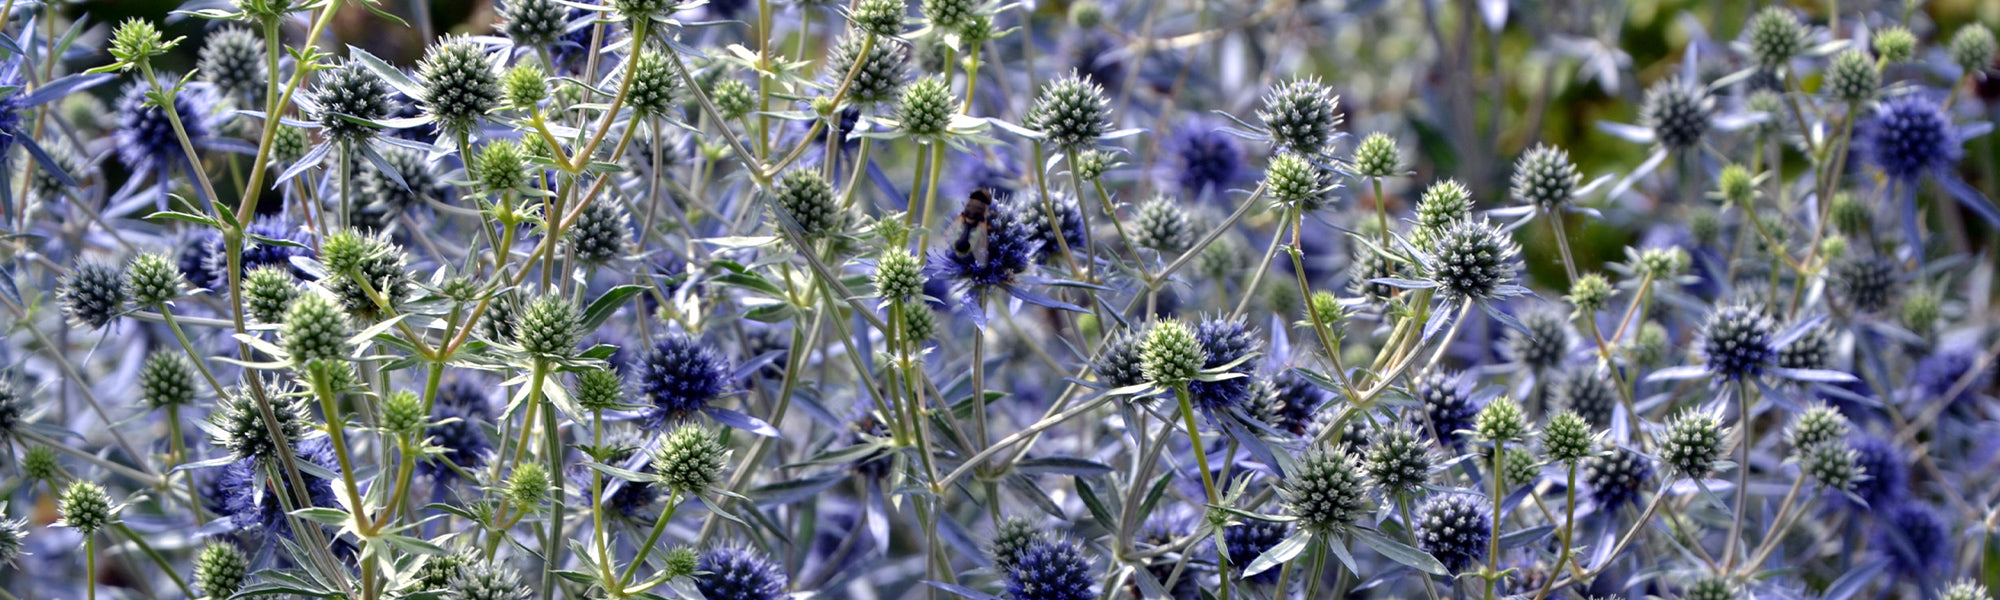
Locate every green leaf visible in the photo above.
<box><xmin>1350</xmin><ymin>526</ymin><xmax>1446</xmax><ymax>575</ymax></box>
<box><xmin>580</xmin><ymin>285</ymin><xmax>647</xmax><ymax>330</ymax></box>
<box><xmin>289</xmin><ymin>507</ymin><xmax>353</xmax><ymax>527</ymax></box>
<box><xmin>1242</xmin><ymin>529</ymin><xmax>1313</xmax><ymax>577</ymax></box>
<box><xmin>1074</xmin><ymin>477</ymin><xmax>1118</xmax><ymax>528</ymax></box>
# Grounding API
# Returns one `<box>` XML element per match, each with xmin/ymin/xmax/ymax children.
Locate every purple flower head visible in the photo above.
<box><xmin>215</xmin><ymin>438</ymin><xmax>341</xmax><ymax>541</ymax></box>
<box><xmin>1003</xmin><ymin>192</ymin><xmax>1086</xmax><ymax>265</ymax></box>
<box><xmin>1910</xmin><ymin>346</ymin><xmax>1992</xmax><ymax>409</ymax></box>
<box><xmin>637</xmin><ymin>333</ymin><xmax>734</xmax><ymax>426</ymax></box>
<box><xmin>1188</xmin><ymin>318</ymin><xmax>1260</xmax><ymax>415</ymax></box>
<box><xmin>1163</xmin><ymin>118</ymin><xmax>1247</xmax><ymax>201</ymax></box>
<box><xmin>1873</xmin><ymin>503</ymin><xmax>1949</xmax><ymax>581</ymax></box>
<box><xmin>696</xmin><ymin>546</ymin><xmax>789</xmax><ymax>600</ymax></box>
<box><xmin>115</xmin><ymin>76</ymin><xmax>222</xmax><ymax>178</ymax></box>
<box><xmin>202</xmin><ymin>215</ymin><xmax>318</xmax><ymax>286</ymax></box>
<box><xmin>926</xmin><ymin>193</ymin><xmax>1042</xmax><ymax>304</ymax></box>
<box><xmin>1866</xmin><ymin>94</ymin><xmax>1959</xmax><ymax>182</ymax></box>
<box><xmin>418</xmin><ymin>378</ymin><xmax>495</xmax><ymax>481</ymax></box>
<box><xmin>0</xmin><ymin>61</ymin><xmax>28</xmax><ymax>156</ymax></box>
<box><xmin>1222</xmin><ymin>520</ymin><xmax>1288</xmax><ymax>584</ymax></box>
<box><xmin>1003</xmin><ymin>536</ymin><xmax>1095</xmax><ymax>600</ymax></box>
<box><xmin>1841</xmin><ymin>435</ymin><xmax>1907</xmax><ymax>511</ymax></box>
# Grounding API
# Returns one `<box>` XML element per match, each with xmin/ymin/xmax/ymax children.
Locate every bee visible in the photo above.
<box><xmin>952</xmin><ymin>189</ymin><xmax>995</xmax><ymax>264</ymax></box>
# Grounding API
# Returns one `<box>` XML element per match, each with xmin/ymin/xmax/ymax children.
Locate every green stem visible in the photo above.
<box><xmin>1172</xmin><ymin>384</ymin><xmax>1228</xmax><ymax>600</ymax></box>
<box><xmin>308</xmin><ymin>365</ymin><xmax>374</xmax><ymax>535</ymax></box>
<box><xmin>618</xmin><ymin>490</ymin><xmax>683</xmax><ymax>590</ymax></box>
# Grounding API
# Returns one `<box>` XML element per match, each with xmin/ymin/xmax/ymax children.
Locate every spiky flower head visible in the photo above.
<box><xmin>60</xmin><ymin>262</ymin><xmax>125</xmax><ymax>329</ymax></box>
<box><xmin>1567</xmin><ymin>273</ymin><xmax>1614</xmax><ymax>316</ymax></box>
<box><xmin>1776</xmin><ymin>323</ymin><xmax>1831</xmax><ymax>371</ymax></box>
<box><xmin>1875</xmin><ymin>503</ymin><xmax>1948</xmax><ymax>580</ymax></box>
<box><xmin>1352</xmin><ymin>132</ymin><xmax>1401</xmax><ymax>178</ymax></box>
<box><xmin>1425</xmin><ymin>217</ymin><xmax>1522</xmax><ymax>301</ymax></box>
<box><xmin>138</xmin><ymin>352</ymin><xmax>198</xmax><ymax>409</ymax></box>
<box><xmin>211</xmin><ymin>381</ymin><xmax>311</xmax><ymax>463</ymax></box>
<box><xmin>1746</xmin><ymin>7</ymin><xmax>1807</xmax><ymax>68</ymax></box>
<box><xmin>827</xmin><ymin>34</ymin><xmax>909</xmax><ymax>107</ymax></box>
<box><xmin>637</xmin><ymin>333</ymin><xmax>733</xmax><ymax>425</ymax></box>
<box><xmin>652</xmin><ymin>425</ymin><xmax>726</xmax><ymax>493</ymax></box>
<box><xmin>1942</xmin><ymin>580</ymin><xmax>1992</xmax><ymax>600</ymax></box>
<box><xmin>1188</xmin><ymin>318</ymin><xmax>1260</xmax><ymax>413</ymax></box>
<box><xmin>624</xmin><ymin>51</ymin><xmax>679</xmax><ymax>117</ymax></box>
<box><xmin>1139</xmin><ymin>319</ymin><xmax>1204</xmax><ymax>388</ymax></box>
<box><xmin>1265</xmin><ymin>152</ymin><xmax>1332</xmax><ymax>208</ymax></box>
<box><xmin>1220</xmin><ymin>520</ymin><xmax>1288</xmax><ymax>584</ymax></box>
<box><xmin>1584</xmin><ymin>446</ymin><xmax>1652</xmax><ymax>509</ymax></box>
<box><xmin>115</xmin><ymin>77</ymin><xmax>219</xmax><ymax>175</ymax></box>
<box><xmin>312</xmin><ymin>61</ymin><xmax>396</xmax><ymax>144</ymax></box>
<box><xmin>1700</xmin><ymin>304</ymin><xmax>1775</xmax><ymax>380</ymax></box>
<box><xmin>1092</xmin><ymin>329</ymin><xmax>1148</xmax><ymax>390</ymax></box>
<box><xmin>502</xmin><ymin>62</ymin><xmax>550</xmax><ymax>111</ymax></box>
<box><xmin>1660</xmin><ymin>410</ymin><xmax>1729</xmax><ymax>478</ymax></box>
<box><xmin>1416</xmin><ymin>494</ymin><xmax>1490</xmax><ymax>573</ymax></box>
<box><xmin>320</xmin><ymin>229</ymin><xmax>412</xmax><ymax>318</ymax></box>
<box><xmin>773</xmin><ymin>169</ymin><xmax>844</xmax><ymax>238</ymax></box>
<box><xmin>518</xmin><ymin>295</ymin><xmax>583</xmax><ymax>358</ymax></box>
<box><xmin>505</xmin><ymin>462</ymin><xmax>549</xmax><ymax>507</ymax></box>
<box><xmin>897</xmin><ymin>75</ymin><xmax>954</xmax><ymax>138</ymax></box>
<box><xmin>125</xmin><ymin>252</ymin><xmax>184</xmax><ymax>306</ymax></box>
<box><xmin>921</xmin><ymin>0</ymin><xmax>975</xmax><ymax>31</ymax></box>
<box><xmin>282</xmin><ymin>292</ymin><xmax>349</xmax><ymax>365</ymax></box>
<box><xmin>1284</xmin><ymin>446</ymin><xmax>1371</xmax><ymax>532</ymax></box>
<box><xmin>1411</xmin><ymin>178</ymin><xmax>1474</xmax><ymax>248</ymax></box>
<box><xmin>1506</xmin><ymin>309</ymin><xmax>1573</xmax><ymax>372</ymax></box>
<box><xmin>501</xmin><ymin>0</ymin><xmax>570</xmax><ymax>48</ymax></box>
<box><xmin>1134</xmin><ymin>195</ymin><xmax>1193</xmax><ymax>254</ymax></box>
<box><xmin>198</xmin><ymin>27</ymin><xmax>266</xmax><ymax>101</ymax></box>
<box><xmin>1002</xmin><ymin>537</ymin><xmax>1094</xmax><ymax>600</ymax></box>
<box><xmin>1873</xmin><ymin>26</ymin><xmax>1918</xmax><ymax>63</ymax></box>
<box><xmin>0</xmin><ymin>512</ymin><xmax>21</xmax><ymax>566</ymax></box>
<box><xmin>1557</xmin><ymin>371</ymin><xmax>1617</xmax><ymax>428</ymax></box>
<box><xmin>1543</xmin><ymin>411</ymin><xmax>1593</xmax><ymax>463</ymax></box>
<box><xmin>875</xmin><ymin>252</ymin><xmax>926</xmax><ymax>302</ymax></box>
<box><xmin>418</xmin><ymin>35</ymin><xmax>500</xmax><ymax>135</ymax></box>
<box><xmin>575</xmin><ymin>368</ymin><xmax>626</xmax><ymax>412</ymax></box>
<box><xmin>474</xmin><ymin>139</ymin><xmax>530</xmax><ymax>193</ymax></box>
<box><xmin>1364</xmin><ymin>425</ymin><xmax>1434</xmax><ymax>498</ymax></box>
<box><xmin>22</xmin><ymin>447</ymin><xmax>60</xmax><ymax>483</ymax></box>
<box><xmin>381</xmin><ymin>389</ymin><xmax>425</xmax><ymax>437</ymax></box>
<box><xmin>445</xmin><ymin>562</ymin><xmax>530</xmax><ymax>600</ymax></box>
<box><xmin>1866</xmin><ymin>94</ymin><xmax>1958</xmax><ymax>182</ymax></box>
<box><xmin>0</xmin><ymin>379</ymin><xmax>20</xmax><ymax>442</ymax></box>
<box><xmin>1473</xmin><ymin>395</ymin><xmax>1529</xmax><ymax>445</ymax></box>
<box><xmin>1828</xmin><ymin>256</ymin><xmax>1893</xmax><ymax>314</ymax></box>
<box><xmin>1903</xmin><ymin>288</ymin><xmax>1941</xmax><ymax>332</ymax></box>
<box><xmin>57</xmin><ymin>481</ymin><xmax>115</xmax><ymax>536</ymax></box>
<box><xmin>713</xmin><ymin>78</ymin><xmax>756</xmax><ymax>120</ymax></box>
<box><xmin>1847</xmin><ymin>435</ymin><xmax>1907</xmax><ymax>509</ymax></box>
<box><xmin>1257</xmin><ymin>78</ymin><xmax>1342</xmax><ymax>156</ymax></box>
<box><xmin>1640</xmin><ymin>77</ymin><xmax>1713</xmax><ymax>151</ymax></box>
<box><xmin>107</xmin><ymin>19</ymin><xmax>179</xmax><ymax>71</ymax></box>
<box><xmin>1950</xmin><ymin>24</ymin><xmax>1996</xmax><ymax>74</ymax></box>
<box><xmin>1025</xmin><ymin>71</ymin><xmax>1111</xmax><ymax>149</ymax></box>
<box><xmin>1510</xmin><ymin>144</ymin><xmax>1581</xmax><ymax>209</ymax></box>
<box><xmin>415</xmin><ymin>553</ymin><xmax>472</xmax><ymax>591</ymax></box>
<box><xmin>1684</xmin><ymin>577</ymin><xmax>1735</xmax><ymax>600</ymax></box>
<box><xmin>990</xmin><ymin>517</ymin><xmax>1047</xmax><ymax>573</ymax></box>
<box><xmin>569</xmin><ymin>198</ymin><xmax>633</xmax><ymax>265</ymax></box>
<box><xmin>244</xmin><ymin>265</ymin><xmax>302</xmax><ymax>324</ymax></box>
<box><xmin>194</xmin><ymin>543</ymin><xmax>250</xmax><ymax>599</ymax></box>
<box><xmin>854</xmin><ymin>0</ymin><xmax>907</xmax><ymax>37</ymax></box>
<box><xmin>1415</xmin><ymin>370</ymin><xmax>1477</xmax><ymax>446</ymax></box>
<box><xmin>1802</xmin><ymin>440</ymin><xmax>1863</xmax><ymax>491</ymax></box>
<box><xmin>1826</xmin><ymin>49</ymin><xmax>1879</xmax><ymax>103</ymax></box>
<box><xmin>696</xmin><ymin>547</ymin><xmax>789</xmax><ymax>600</ymax></box>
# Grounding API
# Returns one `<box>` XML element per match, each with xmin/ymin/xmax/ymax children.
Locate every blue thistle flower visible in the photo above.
<box><xmin>1910</xmin><ymin>346</ymin><xmax>1992</xmax><ymax>409</ymax></box>
<box><xmin>1416</xmin><ymin>493</ymin><xmax>1491</xmax><ymax>574</ymax></box>
<box><xmin>1842</xmin><ymin>435</ymin><xmax>1907</xmax><ymax>510</ymax></box>
<box><xmin>1222</xmin><ymin>521</ymin><xmax>1288</xmax><ymax>584</ymax></box>
<box><xmin>636</xmin><ymin>333</ymin><xmax>734</xmax><ymax>426</ymax></box>
<box><xmin>115</xmin><ymin>76</ymin><xmax>223</xmax><ymax>187</ymax></box>
<box><xmin>1163</xmin><ymin>119</ymin><xmax>1246</xmax><ymax>201</ymax></box>
<box><xmin>926</xmin><ymin>193</ymin><xmax>1043</xmax><ymax>309</ymax></box>
<box><xmin>203</xmin><ymin>215</ymin><xmax>317</xmax><ymax>286</ymax></box>
<box><xmin>215</xmin><ymin>439</ymin><xmax>342</xmax><ymax>541</ymax></box>
<box><xmin>1414</xmin><ymin>370</ymin><xmax>1478</xmax><ymax>448</ymax></box>
<box><xmin>1003</xmin><ymin>537</ymin><xmax>1095</xmax><ymax>600</ymax></box>
<box><xmin>1187</xmin><ymin>318</ymin><xmax>1259</xmax><ymax>415</ymax></box>
<box><xmin>696</xmin><ymin>547</ymin><xmax>789</xmax><ymax>600</ymax></box>
<box><xmin>1584</xmin><ymin>446</ymin><xmax>1653</xmax><ymax>510</ymax></box>
<box><xmin>1264</xmin><ymin>369</ymin><xmax>1331</xmax><ymax>436</ymax></box>
<box><xmin>1867</xmin><ymin>95</ymin><xmax>1958</xmax><ymax>182</ymax></box>
<box><xmin>1873</xmin><ymin>503</ymin><xmax>1949</xmax><ymax>582</ymax></box>
<box><xmin>418</xmin><ymin>378</ymin><xmax>494</xmax><ymax>481</ymax></box>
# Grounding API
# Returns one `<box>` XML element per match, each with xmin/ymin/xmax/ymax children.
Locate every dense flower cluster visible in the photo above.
<box><xmin>5</xmin><ymin>3</ymin><xmax>1996</xmax><ymax>600</ymax></box>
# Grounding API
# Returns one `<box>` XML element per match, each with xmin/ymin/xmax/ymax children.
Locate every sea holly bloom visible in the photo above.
<box><xmin>0</xmin><ymin>59</ymin><xmax>107</xmax><ymax>211</ymax></box>
<box><xmin>1857</xmin><ymin>93</ymin><xmax>2000</xmax><ymax>255</ymax></box>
